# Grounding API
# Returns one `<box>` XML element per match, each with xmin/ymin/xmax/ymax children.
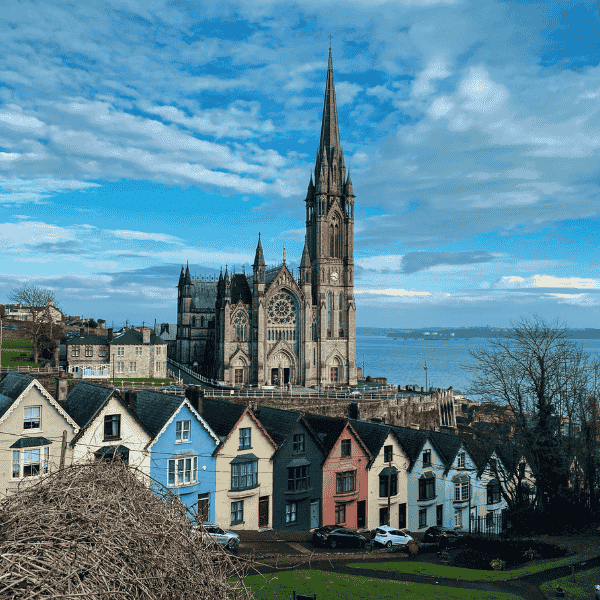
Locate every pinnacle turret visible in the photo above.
<box><xmin>178</xmin><ymin>265</ymin><xmax>185</xmax><ymax>286</ymax></box>
<box><xmin>345</xmin><ymin>171</ymin><xmax>354</xmax><ymax>197</ymax></box>
<box><xmin>300</xmin><ymin>238</ymin><xmax>311</xmax><ymax>269</ymax></box>
<box><xmin>184</xmin><ymin>262</ymin><xmax>191</xmax><ymax>285</ymax></box>
<box><xmin>253</xmin><ymin>233</ymin><xmax>265</xmax><ymax>268</ymax></box>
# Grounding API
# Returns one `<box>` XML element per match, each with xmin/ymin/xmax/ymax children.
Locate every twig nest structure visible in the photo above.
<box><xmin>0</xmin><ymin>460</ymin><xmax>250</xmax><ymax>599</ymax></box>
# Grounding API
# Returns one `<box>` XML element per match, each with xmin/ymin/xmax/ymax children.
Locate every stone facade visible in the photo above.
<box><xmin>109</xmin><ymin>327</ymin><xmax>168</xmax><ymax>379</ymax></box>
<box><xmin>176</xmin><ymin>49</ymin><xmax>357</xmax><ymax>388</ymax></box>
<box><xmin>66</xmin><ymin>332</ymin><xmax>110</xmax><ymax>378</ymax></box>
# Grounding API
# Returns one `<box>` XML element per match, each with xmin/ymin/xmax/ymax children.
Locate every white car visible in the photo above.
<box><xmin>194</xmin><ymin>523</ymin><xmax>240</xmax><ymax>551</ymax></box>
<box><xmin>373</xmin><ymin>525</ymin><xmax>413</xmax><ymax>548</ymax></box>
<box><xmin>594</xmin><ymin>584</ymin><xmax>599</xmax><ymax>600</ymax></box>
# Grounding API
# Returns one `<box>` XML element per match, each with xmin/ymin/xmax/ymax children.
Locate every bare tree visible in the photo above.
<box><xmin>8</xmin><ymin>285</ymin><xmax>62</xmax><ymax>364</ymax></box>
<box><xmin>468</xmin><ymin>317</ymin><xmax>596</xmax><ymax>524</ymax></box>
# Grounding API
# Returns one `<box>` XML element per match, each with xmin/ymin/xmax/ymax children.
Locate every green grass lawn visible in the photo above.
<box><xmin>1</xmin><ymin>350</ymin><xmax>40</xmax><ymax>368</ymax></box>
<box><xmin>348</xmin><ymin>552</ymin><xmax>595</xmax><ymax>582</ymax></box>
<box><xmin>539</xmin><ymin>566</ymin><xmax>599</xmax><ymax>600</ymax></box>
<box><xmin>1</xmin><ymin>338</ymin><xmax>32</xmax><ymax>348</ymax></box>
<box><xmin>241</xmin><ymin>570</ymin><xmax>522</xmax><ymax>600</ymax></box>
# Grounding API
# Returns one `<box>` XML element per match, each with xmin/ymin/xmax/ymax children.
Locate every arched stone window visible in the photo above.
<box><xmin>232</xmin><ymin>311</ymin><xmax>249</xmax><ymax>341</ymax></box>
<box><xmin>327</xmin><ymin>292</ymin><xmax>332</xmax><ymax>336</ymax></box>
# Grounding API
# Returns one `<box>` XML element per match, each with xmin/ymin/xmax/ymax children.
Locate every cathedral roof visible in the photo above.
<box><xmin>230</xmin><ymin>273</ymin><xmax>252</xmax><ymax>305</ymax></box>
<box><xmin>189</xmin><ymin>280</ymin><xmax>218</xmax><ymax>310</ymax></box>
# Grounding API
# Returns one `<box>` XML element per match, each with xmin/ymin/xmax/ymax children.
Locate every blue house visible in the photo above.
<box><xmin>135</xmin><ymin>390</ymin><xmax>220</xmax><ymax>523</ymax></box>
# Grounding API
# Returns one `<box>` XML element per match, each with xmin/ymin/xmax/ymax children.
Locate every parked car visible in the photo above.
<box><xmin>372</xmin><ymin>525</ymin><xmax>413</xmax><ymax>549</ymax></box>
<box><xmin>423</xmin><ymin>526</ymin><xmax>464</xmax><ymax>545</ymax></box>
<box><xmin>194</xmin><ymin>523</ymin><xmax>240</xmax><ymax>551</ymax></box>
<box><xmin>312</xmin><ymin>526</ymin><xmax>366</xmax><ymax>549</ymax></box>
<box><xmin>161</xmin><ymin>385</ymin><xmax>187</xmax><ymax>393</ymax></box>
<box><xmin>595</xmin><ymin>585</ymin><xmax>599</xmax><ymax>600</ymax></box>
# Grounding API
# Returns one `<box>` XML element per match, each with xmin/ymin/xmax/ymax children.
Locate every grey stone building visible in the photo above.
<box><xmin>176</xmin><ymin>49</ymin><xmax>357</xmax><ymax>388</ymax></box>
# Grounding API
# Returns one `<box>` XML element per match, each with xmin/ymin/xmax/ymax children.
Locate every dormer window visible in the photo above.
<box><xmin>457</xmin><ymin>452</ymin><xmax>465</xmax><ymax>469</ymax></box>
<box><xmin>422</xmin><ymin>449</ymin><xmax>431</xmax><ymax>467</ymax></box>
<box><xmin>341</xmin><ymin>439</ymin><xmax>351</xmax><ymax>457</ymax></box>
<box><xmin>23</xmin><ymin>407</ymin><xmax>41</xmax><ymax>430</ymax></box>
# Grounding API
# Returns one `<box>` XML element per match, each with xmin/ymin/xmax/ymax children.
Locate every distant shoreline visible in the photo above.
<box><xmin>357</xmin><ymin>327</ymin><xmax>600</xmax><ymax>340</ymax></box>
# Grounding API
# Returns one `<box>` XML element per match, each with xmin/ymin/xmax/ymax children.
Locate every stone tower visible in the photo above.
<box><xmin>304</xmin><ymin>48</ymin><xmax>357</xmax><ymax>386</ymax></box>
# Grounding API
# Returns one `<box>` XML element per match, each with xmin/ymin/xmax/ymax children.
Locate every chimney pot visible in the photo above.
<box><xmin>108</xmin><ymin>328</ymin><xmax>113</xmax><ymax>342</ymax></box>
<box><xmin>80</xmin><ymin>328</ymin><xmax>85</xmax><ymax>338</ymax></box>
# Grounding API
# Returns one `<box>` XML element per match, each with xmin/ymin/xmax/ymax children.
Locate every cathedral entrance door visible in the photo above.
<box><xmin>283</xmin><ymin>368</ymin><xmax>290</xmax><ymax>384</ymax></box>
<box><xmin>271</xmin><ymin>368</ymin><xmax>279</xmax><ymax>385</ymax></box>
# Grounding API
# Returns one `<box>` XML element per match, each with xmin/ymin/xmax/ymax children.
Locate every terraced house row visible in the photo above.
<box><xmin>0</xmin><ymin>373</ymin><xmax>535</xmax><ymax>534</ymax></box>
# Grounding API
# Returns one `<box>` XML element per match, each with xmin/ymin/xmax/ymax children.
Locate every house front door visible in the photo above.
<box><xmin>258</xmin><ymin>496</ymin><xmax>269</xmax><ymax>528</ymax></box>
<box><xmin>310</xmin><ymin>500</ymin><xmax>320</xmax><ymax>529</ymax></box>
<box><xmin>399</xmin><ymin>503</ymin><xmax>407</xmax><ymax>529</ymax></box>
<box><xmin>436</xmin><ymin>504</ymin><xmax>443</xmax><ymax>526</ymax></box>
<box><xmin>357</xmin><ymin>500</ymin><xmax>366</xmax><ymax>528</ymax></box>
<box><xmin>197</xmin><ymin>493</ymin><xmax>209</xmax><ymax>523</ymax></box>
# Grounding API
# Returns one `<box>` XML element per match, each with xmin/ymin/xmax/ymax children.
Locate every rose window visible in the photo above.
<box><xmin>267</xmin><ymin>292</ymin><xmax>296</xmax><ymax>325</ymax></box>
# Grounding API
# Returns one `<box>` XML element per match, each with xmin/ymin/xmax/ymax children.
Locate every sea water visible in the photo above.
<box><xmin>356</xmin><ymin>333</ymin><xmax>600</xmax><ymax>395</ymax></box>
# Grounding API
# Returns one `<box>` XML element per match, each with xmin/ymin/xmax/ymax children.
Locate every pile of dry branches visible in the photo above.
<box><xmin>0</xmin><ymin>460</ymin><xmax>251</xmax><ymax>599</ymax></box>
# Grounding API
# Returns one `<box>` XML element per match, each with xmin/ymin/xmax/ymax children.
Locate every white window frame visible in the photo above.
<box><xmin>285</xmin><ymin>502</ymin><xmax>298</xmax><ymax>523</ymax></box>
<box><xmin>455</xmin><ymin>508</ymin><xmax>463</xmax><ymax>528</ymax></box>
<box><xmin>454</xmin><ymin>480</ymin><xmax>469</xmax><ymax>501</ymax></box>
<box><xmin>129</xmin><ymin>361</ymin><xmax>136</xmax><ymax>373</ymax></box>
<box><xmin>176</xmin><ymin>420</ymin><xmax>191</xmax><ymax>443</ymax></box>
<box><xmin>239</xmin><ymin>427</ymin><xmax>251</xmax><ymax>449</ymax></box>
<box><xmin>23</xmin><ymin>406</ymin><xmax>41</xmax><ymax>430</ymax></box>
<box><xmin>167</xmin><ymin>456</ymin><xmax>198</xmax><ymax>487</ymax></box>
<box><xmin>457</xmin><ymin>452</ymin><xmax>465</xmax><ymax>469</ymax></box>
<box><xmin>12</xmin><ymin>446</ymin><xmax>50</xmax><ymax>479</ymax></box>
<box><xmin>231</xmin><ymin>501</ymin><xmax>243</xmax><ymax>525</ymax></box>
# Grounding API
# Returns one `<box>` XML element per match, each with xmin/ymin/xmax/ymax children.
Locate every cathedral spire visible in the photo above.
<box><xmin>178</xmin><ymin>265</ymin><xmax>185</xmax><ymax>287</ymax></box>
<box><xmin>253</xmin><ymin>232</ymin><xmax>265</xmax><ymax>268</ymax></box>
<box><xmin>184</xmin><ymin>262</ymin><xmax>191</xmax><ymax>285</ymax></box>
<box><xmin>319</xmin><ymin>47</ymin><xmax>341</xmax><ymax>154</ymax></box>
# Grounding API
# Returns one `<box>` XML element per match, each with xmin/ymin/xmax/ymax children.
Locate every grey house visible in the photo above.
<box><xmin>253</xmin><ymin>405</ymin><xmax>326</xmax><ymax>531</ymax></box>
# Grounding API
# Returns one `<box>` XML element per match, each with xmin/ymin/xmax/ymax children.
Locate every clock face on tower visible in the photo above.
<box><xmin>330</xmin><ymin>271</ymin><xmax>338</xmax><ymax>282</ymax></box>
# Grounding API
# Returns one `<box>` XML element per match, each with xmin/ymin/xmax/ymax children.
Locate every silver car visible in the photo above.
<box><xmin>194</xmin><ymin>523</ymin><xmax>240</xmax><ymax>551</ymax></box>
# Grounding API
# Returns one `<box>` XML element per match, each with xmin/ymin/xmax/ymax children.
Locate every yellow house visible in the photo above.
<box><xmin>205</xmin><ymin>399</ymin><xmax>277</xmax><ymax>531</ymax></box>
<box><xmin>67</xmin><ymin>382</ymin><xmax>152</xmax><ymax>475</ymax></box>
<box><xmin>0</xmin><ymin>373</ymin><xmax>78</xmax><ymax>497</ymax></box>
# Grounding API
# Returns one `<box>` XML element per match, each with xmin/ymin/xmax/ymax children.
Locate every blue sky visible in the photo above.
<box><xmin>1</xmin><ymin>0</ymin><xmax>600</xmax><ymax>329</ymax></box>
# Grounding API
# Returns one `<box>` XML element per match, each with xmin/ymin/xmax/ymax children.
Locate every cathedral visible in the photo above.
<box><xmin>175</xmin><ymin>49</ymin><xmax>357</xmax><ymax>387</ymax></box>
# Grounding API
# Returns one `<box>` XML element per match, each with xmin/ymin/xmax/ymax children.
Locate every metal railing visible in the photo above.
<box><xmin>0</xmin><ymin>365</ymin><xmax>63</xmax><ymax>376</ymax></box>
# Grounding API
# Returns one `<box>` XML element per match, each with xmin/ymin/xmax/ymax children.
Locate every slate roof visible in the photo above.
<box><xmin>303</xmin><ymin>413</ymin><xmax>347</xmax><ymax>455</ymax></box>
<box><xmin>0</xmin><ymin>373</ymin><xmax>34</xmax><ymax>419</ymax></box>
<box><xmin>389</xmin><ymin>425</ymin><xmax>428</xmax><ymax>471</ymax></box>
<box><xmin>135</xmin><ymin>389</ymin><xmax>189</xmax><ymax>438</ymax></box>
<box><xmin>108</xmin><ymin>329</ymin><xmax>165</xmax><ymax>346</ymax></box>
<box><xmin>190</xmin><ymin>280</ymin><xmax>218</xmax><ymax>310</ymax></box>
<box><xmin>427</xmin><ymin>430</ymin><xmax>462</xmax><ymax>473</ymax></box>
<box><xmin>252</xmin><ymin>404</ymin><xmax>301</xmax><ymax>447</ymax></box>
<box><xmin>66</xmin><ymin>381</ymin><xmax>115</xmax><ymax>428</ymax></box>
<box><xmin>67</xmin><ymin>333</ymin><xmax>109</xmax><ymax>346</ymax></box>
<box><xmin>461</xmin><ymin>437</ymin><xmax>493</xmax><ymax>476</ymax></box>
<box><xmin>347</xmin><ymin>418</ymin><xmax>391</xmax><ymax>468</ymax></box>
<box><xmin>199</xmin><ymin>398</ymin><xmax>247</xmax><ymax>440</ymax></box>
<box><xmin>0</xmin><ymin>373</ymin><xmax>34</xmax><ymax>401</ymax></box>
<box><xmin>230</xmin><ymin>273</ymin><xmax>252</xmax><ymax>305</ymax></box>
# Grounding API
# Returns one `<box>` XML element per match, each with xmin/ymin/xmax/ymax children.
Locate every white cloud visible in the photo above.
<box><xmin>356</xmin><ymin>255</ymin><xmax>402</xmax><ymax>270</ymax></box>
<box><xmin>493</xmin><ymin>275</ymin><xmax>600</xmax><ymax>289</ymax></box>
<box><xmin>0</xmin><ymin>177</ymin><xmax>100</xmax><ymax>204</ymax></box>
<box><xmin>355</xmin><ymin>288</ymin><xmax>431</xmax><ymax>296</ymax></box>
<box><xmin>335</xmin><ymin>82</ymin><xmax>363</xmax><ymax>106</ymax></box>
<box><xmin>412</xmin><ymin>55</ymin><xmax>451</xmax><ymax>97</ymax></box>
<box><xmin>0</xmin><ymin>221</ymin><xmax>75</xmax><ymax>248</ymax></box>
<box><xmin>112</xmin><ymin>230</ymin><xmax>183</xmax><ymax>243</ymax></box>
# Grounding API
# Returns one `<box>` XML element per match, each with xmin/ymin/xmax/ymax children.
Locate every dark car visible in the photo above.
<box><xmin>312</xmin><ymin>526</ymin><xmax>366</xmax><ymax>550</ymax></box>
<box><xmin>423</xmin><ymin>527</ymin><xmax>464</xmax><ymax>545</ymax></box>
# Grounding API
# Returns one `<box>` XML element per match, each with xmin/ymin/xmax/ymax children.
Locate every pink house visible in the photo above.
<box><xmin>305</xmin><ymin>414</ymin><xmax>371</xmax><ymax>529</ymax></box>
